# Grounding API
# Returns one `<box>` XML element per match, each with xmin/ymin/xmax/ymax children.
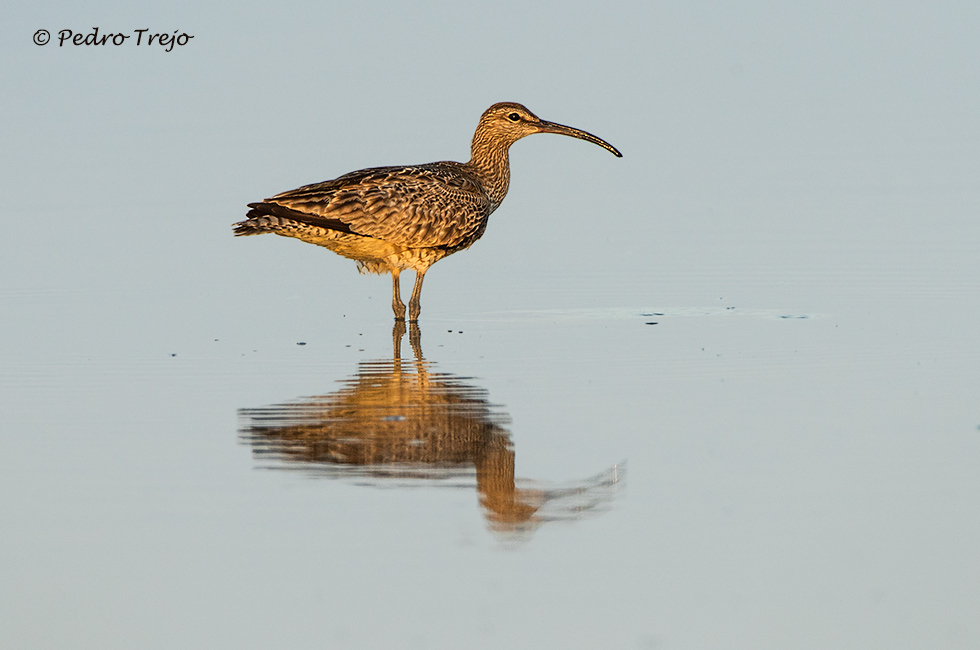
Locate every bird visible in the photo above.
<box><xmin>233</xmin><ymin>102</ymin><xmax>622</xmax><ymax>322</ymax></box>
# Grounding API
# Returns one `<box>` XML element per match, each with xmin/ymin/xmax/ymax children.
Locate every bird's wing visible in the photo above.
<box><xmin>255</xmin><ymin>163</ymin><xmax>491</xmax><ymax>248</ymax></box>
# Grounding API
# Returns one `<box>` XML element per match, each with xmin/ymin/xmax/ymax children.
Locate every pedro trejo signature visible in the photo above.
<box><xmin>36</xmin><ymin>28</ymin><xmax>194</xmax><ymax>52</ymax></box>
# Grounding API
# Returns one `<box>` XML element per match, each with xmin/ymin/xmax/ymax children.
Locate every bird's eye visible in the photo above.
<box><xmin>507</xmin><ymin>112</ymin><xmax>521</xmax><ymax>122</ymax></box>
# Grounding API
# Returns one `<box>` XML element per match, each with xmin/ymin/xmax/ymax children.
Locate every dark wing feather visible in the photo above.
<box><xmin>253</xmin><ymin>163</ymin><xmax>491</xmax><ymax>249</ymax></box>
<box><xmin>244</xmin><ymin>201</ymin><xmax>354</xmax><ymax>233</ymax></box>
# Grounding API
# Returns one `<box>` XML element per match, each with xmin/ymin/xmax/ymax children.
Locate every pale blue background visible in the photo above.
<box><xmin>2</xmin><ymin>1</ymin><xmax>979</xmax><ymax>649</ymax></box>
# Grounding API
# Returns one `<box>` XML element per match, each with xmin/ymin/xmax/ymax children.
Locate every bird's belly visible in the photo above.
<box><xmin>273</xmin><ymin>224</ymin><xmax>458</xmax><ymax>275</ymax></box>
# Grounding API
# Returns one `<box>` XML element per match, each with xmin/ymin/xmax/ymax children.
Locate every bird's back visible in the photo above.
<box><xmin>237</xmin><ymin>162</ymin><xmax>492</xmax><ymax>251</ymax></box>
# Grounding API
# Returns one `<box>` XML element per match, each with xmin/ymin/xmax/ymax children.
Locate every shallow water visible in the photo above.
<box><xmin>3</xmin><ymin>251</ymin><xmax>978</xmax><ymax>648</ymax></box>
<box><xmin>237</xmin><ymin>324</ymin><xmax>625</xmax><ymax>538</ymax></box>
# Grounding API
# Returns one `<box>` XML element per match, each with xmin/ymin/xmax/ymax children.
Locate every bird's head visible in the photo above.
<box><xmin>475</xmin><ymin>102</ymin><xmax>622</xmax><ymax>157</ymax></box>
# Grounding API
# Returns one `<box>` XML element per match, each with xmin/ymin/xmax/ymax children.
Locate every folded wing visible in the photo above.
<box><xmin>247</xmin><ymin>163</ymin><xmax>491</xmax><ymax>249</ymax></box>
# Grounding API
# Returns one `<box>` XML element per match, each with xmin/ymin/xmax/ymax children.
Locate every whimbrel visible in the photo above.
<box><xmin>234</xmin><ymin>102</ymin><xmax>621</xmax><ymax>321</ymax></box>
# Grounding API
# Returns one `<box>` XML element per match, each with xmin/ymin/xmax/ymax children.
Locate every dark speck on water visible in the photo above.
<box><xmin>297</xmin><ymin>342</ymin><xmax>307</xmax><ymax>346</ymax></box>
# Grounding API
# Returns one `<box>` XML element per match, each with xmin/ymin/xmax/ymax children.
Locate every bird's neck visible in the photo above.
<box><xmin>468</xmin><ymin>136</ymin><xmax>512</xmax><ymax>212</ymax></box>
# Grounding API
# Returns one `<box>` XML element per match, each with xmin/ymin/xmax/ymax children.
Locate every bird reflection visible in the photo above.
<box><xmin>237</xmin><ymin>322</ymin><xmax>624</xmax><ymax>538</ymax></box>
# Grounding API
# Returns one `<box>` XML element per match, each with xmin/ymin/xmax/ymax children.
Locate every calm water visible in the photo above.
<box><xmin>238</xmin><ymin>323</ymin><xmax>625</xmax><ymax>538</ymax></box>
<box><xmin>3</xmin><ymin>244</ymin><xmax>978</xmax><ymax>648</ymax></box>
<box><xmin>4</xmin><ymin>2</ymin><xmax>980</xmax><ymax>648</ymax></box>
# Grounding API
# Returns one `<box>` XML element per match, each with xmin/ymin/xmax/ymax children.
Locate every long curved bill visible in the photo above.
<box><xmin>537</xmin><ymin>120</ymin><xmax>623</xmax><ymax>157</ymax></box>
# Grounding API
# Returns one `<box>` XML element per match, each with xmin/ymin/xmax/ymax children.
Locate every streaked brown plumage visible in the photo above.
<box><xmin>233</xmin><ymin>102</ymin><xmax>622</xmax><ymax>321</ymax></box>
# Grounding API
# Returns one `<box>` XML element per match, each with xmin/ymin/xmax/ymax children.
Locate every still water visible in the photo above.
<box><xmin>3</xmin><ymin>234</ymin><xmax>978</xmax><ymax>648</ymax></box>
<box><xmin>238</xmin><ymin>322</ymin><xmax>624</xmax><ymax>539</ymax></box>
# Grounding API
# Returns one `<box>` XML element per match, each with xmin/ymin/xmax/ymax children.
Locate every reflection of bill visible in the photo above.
<box><xmin>238</xmin><ymin>323</ymin><xmax>625</xmax><ymax>538</ymax></box>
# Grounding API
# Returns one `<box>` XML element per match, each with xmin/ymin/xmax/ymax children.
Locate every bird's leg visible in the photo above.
<box><xmin>391</xmin><ymin>269</ymin><xmax>406</xmax><ymax>321</ymax></box>
<box><xmin>408</xmin><ymin>322</ymin><xmax>423</xmax><ymax>361</ymax></box>
<box><xmin>408</xmin><ymin>269</ymin><xmax>426</xmax><ymax>322</ymax></box>
<box><xmin>409</xmin><ymin>322</ymin><xmax>428</xmax><ymax>386</ymax></box>
<box><xmin>392</xmin><ymin>320</ymin><xmax>406</xmax><ymax>359</ymax></box>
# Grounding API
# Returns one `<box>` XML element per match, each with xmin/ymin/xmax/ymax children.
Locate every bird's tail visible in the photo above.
<box><xmin>233</xmin><ymin>214</ymin><xmax>294</xmax><ymax>236</ymax></box>
<box><xmin>234</xmin><ymin>202</ymin><xmax>353</xmax><ymax>237</ymax></box>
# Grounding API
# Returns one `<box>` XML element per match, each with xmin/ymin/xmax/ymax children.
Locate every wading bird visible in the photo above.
<box><xmin>234</xmin><ymin>102</ymin><xmax>621</xmax><ymax>321</ymax></box>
